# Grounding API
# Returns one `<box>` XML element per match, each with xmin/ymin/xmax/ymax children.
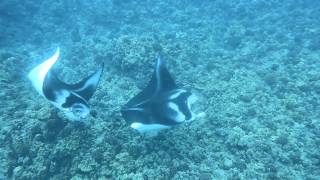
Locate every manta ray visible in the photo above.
<box><xmin>121</xmin><ymin>56</ymin><xmax>200</xmax><ymax>133</ymax></box>
<box><xmin>28</xmin><ymin>47</ymin><xmax>103</xmax><ymax>121</ymax></box>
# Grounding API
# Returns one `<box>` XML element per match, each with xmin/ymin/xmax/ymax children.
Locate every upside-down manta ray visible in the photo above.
<box><xmin>121</xmin><ymin>55</ymin><xmax>201</xmax><ymax>133</ymax></box>
<box><xmin>28</xmin><ymin>47</ymin><xmax>104</xmax><ymax>121</ymax></box>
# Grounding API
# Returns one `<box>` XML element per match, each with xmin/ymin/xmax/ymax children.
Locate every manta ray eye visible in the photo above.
<box><xmin>71</xmin><ymin>103</ymin><xmax>90</xmax><ymax>118</ymax></box>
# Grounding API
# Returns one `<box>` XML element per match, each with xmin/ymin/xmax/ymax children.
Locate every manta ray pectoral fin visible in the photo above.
<box><xmin>28</xmin><ymin>47</ymin><xmax>60</xmax><ymax>97</ymax></box>
<box><xmin>154</xmin><ymin>55</ymin><xmax>176</xmax><ymax>92</ymax></box>
<box><xmin>124</xmin><ymin>56</ymin><xmax>177</xmax><ymax>108</ymax></box>
<box><xmin>72</xmin><ymin>63</ymin><xmax>104</xmax><ymax>101</ymax></box>
<box><xmin>130</xmin><ymin>122</ymin><xmax>170</xmax><ymax>133</ymax></box>
<box><xmin>121</xmin><ymin>107</ymin><xmax>151</xmax><ymax>125</ymax></box>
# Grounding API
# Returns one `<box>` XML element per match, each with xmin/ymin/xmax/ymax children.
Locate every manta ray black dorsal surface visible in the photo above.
<box><xmin>124</xmin><ymin>56</ymin><xmax>176</xmax><ymax>108</ymax></box>
<box><xmin>28</xmin><ymin>47</ymin><xmax>104</xmax><ymax>120</ymax></box>
<box><xmin>43</xmin><ymin>63</ymin><xmax>104</xmax><ymax>115</ymax></box>
<box><xmin>43</xmin><ymin>63</ymin><xmax>104</xmax><ymax>103</ymax></box>
<box><xmin>71</xmin><ymin>63</ymin><xmax>104</xmax><ymax>101</ymax></box>
<box><xmin>121</xmin><ymin>55</ymin><xmax>197</xmax><ymax>133</ymax></box>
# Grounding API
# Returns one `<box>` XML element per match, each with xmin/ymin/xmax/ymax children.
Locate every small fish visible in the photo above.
<box><xmin>28</xmin><ymin>47</ymin><xmax>104</xmax><ymax>121</ymax></box>
<box><xmin>121</xmin><ymin>55</ymin><xmax>200</xmax><ymax>133</ymax></box>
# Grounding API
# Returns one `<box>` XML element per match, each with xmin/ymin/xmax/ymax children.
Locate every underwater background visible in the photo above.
<box><xmin>1</xmin><ymin>0</ymin><xmax>320</xmax><ymax>179</ymax></box>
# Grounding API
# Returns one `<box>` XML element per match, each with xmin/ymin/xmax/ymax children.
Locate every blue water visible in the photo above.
<box><xmin>0</xmin><ymin>0</ymin><xmax>320</xmax><ymax>179</ymax></box>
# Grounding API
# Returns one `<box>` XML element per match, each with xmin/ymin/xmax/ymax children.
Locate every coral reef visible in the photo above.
<box><xmin>0</xmin><ymin>0</ymin><xmax>320</xmax><ymax>179</ymax></box>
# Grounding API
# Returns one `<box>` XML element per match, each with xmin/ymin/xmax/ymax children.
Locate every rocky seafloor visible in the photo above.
<box><xmin>1</xmin><ymin>0</ymin><xmax>320</xmax><ymax>179</ymax></box>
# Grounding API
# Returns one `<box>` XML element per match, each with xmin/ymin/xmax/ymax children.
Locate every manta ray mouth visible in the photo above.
<box><xmin>187</xmin><ymin>94</ymin><xmax>198</xmax><ymax>112</ymax></box>
<box><xmin>63</xmin><ymin>105</ymin><xmax>90</xmax><ymax>121</ymax></box>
